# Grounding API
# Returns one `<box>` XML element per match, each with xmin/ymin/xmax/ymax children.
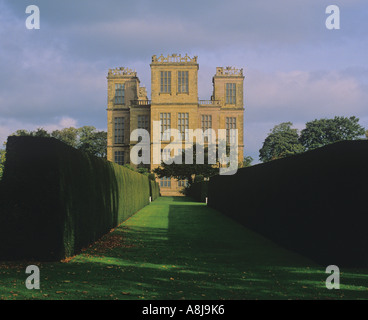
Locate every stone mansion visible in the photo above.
<box><xmin>107</xmin><ymin>54</ymin><xmax>244</xmax><ymax>196</ymax></box>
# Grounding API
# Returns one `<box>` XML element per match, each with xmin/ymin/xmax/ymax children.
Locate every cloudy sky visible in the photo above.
<box><xmin>0</xmin><ymin>0</ymin><xmax>367</xmax><ymax>161</ymax></box>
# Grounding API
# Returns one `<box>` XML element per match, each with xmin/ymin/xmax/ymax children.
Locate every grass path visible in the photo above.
<box><xmin>1</xmin><ymin>196</ymin><xmax>367</xmax><ymax>300</ymax></box>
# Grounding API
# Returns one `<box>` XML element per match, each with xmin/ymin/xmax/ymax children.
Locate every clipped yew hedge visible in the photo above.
<box><xmin>187</xmin><ymin>181</ymin><xmax>208</xmax><ymax>203</ymax></box>
<box><xmin>0</xmin><ymin>136</ymin><xmax>159</xmax><ymax>261</ymax></box>
<box><xmin>149</xmin><ymin>180</ymin><xmax>160</xmax><ymax>201</ymax></box>
<box><xmin>208</xmin><ymin>140</ymin><xmax>368</xmax><ymax>267</ymax></box>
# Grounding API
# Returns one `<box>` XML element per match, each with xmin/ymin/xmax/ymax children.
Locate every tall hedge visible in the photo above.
<box><xmin>0</xmin><ymin>136</ymin><xmax>159</xmax><ymax>261</ymax></box>
<box><xmin>187</xmin><ymin>181</ymin><xmax>208</xmax><ymax>203</ymax></box>
<box><xmin>149</xmin><ymin>179</ymin><xmax>160</xmax><ymax>201</ymax></box>
<box><xmin>208</xmin><ymin>140</ymin><xmax>368</xmax><ymax>267</ymax></box>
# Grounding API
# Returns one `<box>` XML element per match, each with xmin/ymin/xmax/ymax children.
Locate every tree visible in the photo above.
<box><xmin>9</xmin><ymin>126</ymin><xmax>107</xmax><ymax>158</ymax></box>
<box><xmin>78</xmin><ymin>126</ymin><xmax>107</xmax><ymax>158</ymax></box>
<box><xmin>32</xmin><ymin>128</ymin><xmax>51</xmax><ymax>137</ymax></box>
<box><xmin>12</xmin><ymin>129</ymin><xmax>32</xmax><ymax>136</ymax></box>
<box><xmin>11</xmin><ymin>127</ymin><xmax>51</xmax><ymax>138</ymax></box>
<box><xmin>153</xmin><ymin>145</ymin><xmax>219</xmax><ymax>184</ymax></box>
<box><xmin>136</xmin><ymin>167</ymin><xmax>149</xmax><ymax>175</ymax></box>
<box><xmin>299</xmin><ymin>116</ymin><xmax>366</xmax><ymax>151</ymax></box>
<box><xmin>0</xmin><ymin>148</ymin><xmax>5</xmax><ymax>180</ymax></box>
<box><xmin>241</xmin><ymin>155</ymin><xmax>254</xmax><ymax>168</ymax></box>
<box><xmin>51</xmin><ymin>127</ymin><xmax>78</xmax><ymax>148</ymax></box>
<box><xmin>365</xmin><ymin>130</ymin><xmax>368</xmax><ymax>139</ymax></box>
<box><xmin>259</xmin><ymin>122</ymin><xmax>304</xmax><ymax>162</ymax></box>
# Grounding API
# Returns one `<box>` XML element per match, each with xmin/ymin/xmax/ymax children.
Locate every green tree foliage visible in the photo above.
<box><xmin>0</xmin><ymin>148</ymin><xmax>5</xmax><ymax>180</ymax></box>
<box><xmin>51</xmin><ymin>127</ymin><xmax>79</xmax><ymax>148</ymax></box>
<box><xmin>194</xmin><ymin>174</ymin><xmax>204</xmax><ymax>183</ymax></box>
<box><xmin>10</xmin><ymin>126</ymin><xmax>107</xmax><ymax>158</ymax></box>
<box><xmin>153</xmin><ymin>145</ymin><xmax>218</xmax><ymax>184</ymax></box>
<box><xmin>12</xmin><ymin>129</ymin><xmax>31</xmax><ymax>136</ymax></box>
<box><xmin>148</xmin><ymin>173</ymin><xmax>156</xmax><ymax>181</ymax></box>
<box><xmin>299</xmin><ymin>116</ymin><xmax>365</xmax><ymax>151</ymax></box>
<box><xmin>12</xmin><ymin>128</ymin><xmax>50</xmax><ymax>137</ymax></box>
<box><xmin>136</xmin><ymin>167</ymin><xmax>149</xmax><ymax>175</ymax></box>
<box><xmin>32</xmin><ymin>128</ymin><xmax>51</xmax><ymax>137</ymax></box>
<box><xmin>77</xmin><ymin>126</ymin><xmax>107</xmax><ymax>158</ymax></box>
<box><xmin>259</xmin><ymin>122</ymin><xmax>304</xmax><ymax>162</ymax></box>
<box><xmin>241</xmin><ymin>155</ymin><xmax>254</xmax><ymax>168</ymax></box>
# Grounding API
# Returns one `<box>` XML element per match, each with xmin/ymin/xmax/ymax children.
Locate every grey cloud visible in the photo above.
<box><xmin>245</xmin><ymin>69</ymin><xmax>368</xmax><ymax>123</ymax></box>
<box><xmin>1</xmin><ymin>0</ymin><xmax>368</xmax><ymax>156</ymax></box>
<box><xmin>4</xmin><ymin>0</ymin><xmax>366</xmax><ymax>63</ymax></box>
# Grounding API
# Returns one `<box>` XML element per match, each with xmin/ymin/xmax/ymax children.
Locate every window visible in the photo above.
<box><xmin>114</xmin><ymin>117</ymin><xmax>125</xmax><ymax>144</ymax></box>
<box><xmin>226</xmin><ymin>117</ymin><xmax>237</xmax><ymax>144</ymax></box>
<box><xmin>201</xmin><ymin>115</ymin><xmax>212</xmax><ymax>143</ymax></box>
<box><xmin>178</xmin><ymin>179</ymin><xmax>188</xmax><ymax>188</ymax></box>
<box><xmin>114</xmin><ymin>151</ymin><xmax>124</xmax><ymax>165</ymax></box>
<box><xmin>115</xmin><ymin>84</ymin><xmax>125</xmax><ymax>104</ymax></box>
<box><xmin>178</xmin><ymin>71</ymin><xmax>188</xmax><ymax>93</ymax></box>
<box><xmin>178</xmin><ymin>113</ymin><xmax>189</xmax><ymax>141</ymax></box>
<box><xmin>161</xmin><ymin>148</ymin><xmax>171</xmax><ymax>162</ymax></box>
<box><xmin>160</xmin><ymin>177</ymin><xmax>171</xmax><ymax>188</ymax></box>
<box><xmin>160</xmin><ymin>113</ymin><xmax>171</xmax><ymax>141</ymax></box>
<box><xmin>137</xmin><ymin>115</ymin><xmax>149</xmax><ymax>146</ymax></box>
<box><xmin>138</xmin><ymin>115</ymin><xmax>149</xmax><ymax>130</ymax></box>
<box><xmin>160</xmin><ymin>71</ymin><xmax>171</xmax><ymax>93</ymax></box>
<box><xmin>226</xmin><ymin>83</ymin><xmax>236</xmax><ymax>104</ymax></box>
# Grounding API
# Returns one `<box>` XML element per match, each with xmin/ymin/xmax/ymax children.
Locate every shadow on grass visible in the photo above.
<box><xmin>0</xmin><ymin>197</ymin><xmax>367</xmax><ymax>300</ymax></box>
<box><xmin>169</xmin><ymin>196</ymin><xmax>193</xmax><ymax>202</ymax></box>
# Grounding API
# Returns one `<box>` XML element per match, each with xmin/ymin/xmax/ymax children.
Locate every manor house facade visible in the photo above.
<box><xmin>107</xmin><ymin>54</ymin><xmax>244</xmax><ymax>196</ymax></box>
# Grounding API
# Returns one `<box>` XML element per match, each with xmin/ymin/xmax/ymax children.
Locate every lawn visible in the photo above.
<box><xmin>0</xmin><ymin>196</ymin><xmax>367</xmax><ymax>300</ymax></box>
